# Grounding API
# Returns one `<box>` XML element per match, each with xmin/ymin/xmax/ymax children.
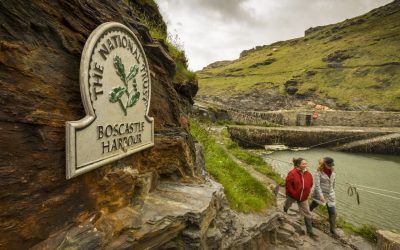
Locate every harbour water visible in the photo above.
<box><xmin>262</xmin><ymin>148</ymin><xmax>400</xmax><ymax>230</ymax></box>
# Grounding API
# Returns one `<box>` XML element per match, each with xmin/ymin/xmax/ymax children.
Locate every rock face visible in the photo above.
<box><xmin>197</xmin><ymin>89</ymin><xmax>308</xmax><ymax>112</ymax></box>
<box><xmin>31</xmin><ymin>175</ymin><xmax>284</xmax><ymax>250</ymax></box>
<box><xmin>0</xmin><ymin>1</ymin><xmax>196</xmax><ymax>249</ymax></box>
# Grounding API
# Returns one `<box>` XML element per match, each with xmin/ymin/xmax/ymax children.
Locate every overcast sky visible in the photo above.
<box><xmin>156</xmin><ymin>0</ymin><xmax>392</xmax><ymax>71</ymax></box>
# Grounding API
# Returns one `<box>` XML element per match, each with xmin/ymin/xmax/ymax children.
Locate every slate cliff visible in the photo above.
<box><xmin>0</xmin><ymin>0</ymin><xmax>198</xmax><ymax>249</ymax></box>
<box><xmin>0</xmin><ymin>1</ymin><xmax>279</xmax><ymax>249</ymax></box>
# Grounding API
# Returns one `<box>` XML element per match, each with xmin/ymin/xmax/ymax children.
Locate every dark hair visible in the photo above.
<box><xmin>292</xmin><ymin>157</ymin><xmax>305</xmax><ymax>167</ymax></box>
<box><xmin>323</xmin><ymin>157</ymin><xmax>335</xmax><ymax>167</ymax></box>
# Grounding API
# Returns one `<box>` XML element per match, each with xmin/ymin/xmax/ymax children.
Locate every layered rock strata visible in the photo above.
<box><xmin>0</xmin><ymin>0</ymin><xmax>194</xmax><ymax>248</ymax></box>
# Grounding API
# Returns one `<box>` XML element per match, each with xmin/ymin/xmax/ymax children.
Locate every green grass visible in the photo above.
<box><xmin>221</xmin><ymin>128</ymin><xmax>285</xmax><ymax>186</ymax></box>
<box><xmin>197</xmin><ymin>1</ymin><xmax>400</xmax><ymax>110</ymax></box>
<box><xmin>315</xmin><ymin>205</ymin><xmax>378</xmax><ymax>243</ymax></box>
<box><xmin>174</xmin><ymin>60</ymin><xmax>197</xmax><ymax>83</ymax></box>
<box><xmin>190</xmin><ymin>120</ymin><xmax>275</xmax><ymax>212</ymax></box>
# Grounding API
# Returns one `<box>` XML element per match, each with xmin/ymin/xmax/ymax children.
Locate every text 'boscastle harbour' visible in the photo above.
<box><xmin>66</xmin><ymin>22</ymin><xmax>154</xmax><ymax>179</ymax></box>
<box><xmin>97</xmin><ymin>122</ymin><xmax>144</xmax><ymax>154</ymax></box>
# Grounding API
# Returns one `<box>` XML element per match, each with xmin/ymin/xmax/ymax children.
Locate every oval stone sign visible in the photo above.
<box><xmin>66</xmin><ymin>22</ymin><xmax>154</xmax><ymax>179</ymax></box>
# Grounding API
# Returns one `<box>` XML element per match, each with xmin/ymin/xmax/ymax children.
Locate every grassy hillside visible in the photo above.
<box><xmin>197</xmin><ymin>1</ymin><xmax>400</xmax><ymax>111</ymax></box>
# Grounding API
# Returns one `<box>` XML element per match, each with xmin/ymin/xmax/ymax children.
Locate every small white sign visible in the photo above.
<box><xmin>66</xmin><ymin>22</ymin><xmax>154</xmax><ymax>179</ymax></box>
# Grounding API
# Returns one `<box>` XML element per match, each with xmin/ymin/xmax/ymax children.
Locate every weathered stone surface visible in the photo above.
<box><xmin>31</xmin><ymin>178</ymin><xmax>285</xmax><ymax>250</ymax></box>
<box><xmin>348</xmin><ymin>235</ymin><xmax>374</xmax><ymax>250</ymax></box>
<box><xmin>29</xmin><ymin>133</ymin><xmax>290</xmax><ymax>249</ymax></box>
<box><xmin>377</xmin><ymin>230</ymin><xmax>400</xmax><ymax>250</ymax></box>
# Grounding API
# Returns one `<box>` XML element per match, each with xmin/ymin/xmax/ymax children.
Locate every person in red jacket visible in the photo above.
<box><xmin>284</xmin><ymin>157</ymin><xmax>317</xmax><ymax>238</ymax></box>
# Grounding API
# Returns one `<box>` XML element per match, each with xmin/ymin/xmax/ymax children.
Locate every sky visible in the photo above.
<box><xmin>155</xmin><ymin>0</ymin><xmax>392</xmax><ymax>71</ymax></box>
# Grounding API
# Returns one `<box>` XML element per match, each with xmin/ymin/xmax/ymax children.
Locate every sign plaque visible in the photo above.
<box><xmin>66</xmin><ymin>22</ymin><xmax>154</xmax><ymax>179</ymax></box>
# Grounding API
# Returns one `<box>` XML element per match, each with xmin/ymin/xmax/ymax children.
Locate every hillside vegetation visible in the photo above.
<box><xmin>197</xmin><ymin>1</ymin><xmax>400</xmax><ymax>111</ymax></box>
<box><xmin>128</xmin><ymin>0</ymin><xmax>197</xmax><ymax>103</ymax></box>
<box><xmin>190</xmin><ymin>120</ymin><xmax>274</xmax><ymax>212</ymax></box>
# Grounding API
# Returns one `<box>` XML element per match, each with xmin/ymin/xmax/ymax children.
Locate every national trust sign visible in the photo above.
<box><xmin>66</xmin><ymin>22</ymin><xmax>154</xmax><ymax>179</ymax></box>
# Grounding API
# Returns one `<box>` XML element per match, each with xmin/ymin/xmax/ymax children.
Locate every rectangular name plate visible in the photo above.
<box><xmin>66</xmin><ymin>22</ymin><xmax>154</xmax><ymax>179</ymax></box>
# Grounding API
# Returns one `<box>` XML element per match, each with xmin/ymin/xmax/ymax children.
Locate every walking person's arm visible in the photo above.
<box><xmin>285</xmin><ymin>171</ymin><xmax>295</xmax><ymax>198</ymax></box>
<box><xmin>314</xmin><ymin>172</ymin><xmax>325</xmax><ymax>203</ymax></box>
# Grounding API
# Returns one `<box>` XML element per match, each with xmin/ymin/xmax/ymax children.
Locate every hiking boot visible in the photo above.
<box><xmin>329</xmin><ymin>213</ymin><xmax>339</xmax><ymax>236</ymax></box>
<box><xmin>304</xmin><ymin>217</ymin><xmax>319</xmax><ymax>240</ymax></box>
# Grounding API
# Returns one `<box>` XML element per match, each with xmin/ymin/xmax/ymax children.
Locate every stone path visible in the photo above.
<box><xmin>207</xmin><ymin>125</ymin><xmax>374</xmax><ymax>250</ymax></box>
<box><xmin>209</xmin><ymin>126</ymin><xmax>276</xmax><ymax>187</ymax></box>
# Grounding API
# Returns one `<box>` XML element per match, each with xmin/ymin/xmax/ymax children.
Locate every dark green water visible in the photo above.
<box><xmin>262</xmin><ymin>149</ymin><xmax>400</xmax><ymax>230</ymax></box>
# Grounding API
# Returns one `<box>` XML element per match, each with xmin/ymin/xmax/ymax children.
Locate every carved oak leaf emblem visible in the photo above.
<box><xmin>108</xmin><ymin>55</ymin><xmax>140</xmax><ymax>115</ymax></box>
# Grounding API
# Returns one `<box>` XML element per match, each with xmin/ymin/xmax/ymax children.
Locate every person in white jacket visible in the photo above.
<box><xmin>309</xmin><ymin>157</ymin><xmax>338</xmax><ymax>236</ymax></box>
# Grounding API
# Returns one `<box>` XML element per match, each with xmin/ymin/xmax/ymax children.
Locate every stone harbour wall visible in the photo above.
<box><xmin>294</xmin><ymin>110</ymin><xmax>400</xmax><ymax>127</ymax></box>
<box><xmin>230</xmin><ymin>109</ymin><xmax>400</xmax><ymax>127</ymax></box>
<box><xmin>228</xmin><ymin>109</ymin><xmax>284</xmax><ymax>126</ymax></box>
<box><xmin>194</xmin><ymin>102</ymin><xmax>400</xmax><ymax>128</ymax></box>
<box><xmin>227</xmin><ymin>126</ymin><xmax>398</xmax><ymax>149</ymax></box>
<box><xmin>333</xmin><ymin>133</ymin><xmax>400</xmax><ymax>154</ymax></box>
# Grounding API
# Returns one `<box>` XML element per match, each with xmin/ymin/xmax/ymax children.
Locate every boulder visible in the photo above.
<box><xmin>286</xmin><ymin>86</ymin><xmax>299</xmax><ymax>95</ymax></box>
<box><xmin>249</xmin><ymin>58</ymin><xmax>276</xmax><ymax>68</ymax></box>
<box><xmin>284</xmin><ymin>79</ymin><xmax>298</xmax><ymax>87</ymax></box>
<box><xmin>323</xmin><ymin>50</ymin><xmax>353</xmax><ymax>63</ymax></box>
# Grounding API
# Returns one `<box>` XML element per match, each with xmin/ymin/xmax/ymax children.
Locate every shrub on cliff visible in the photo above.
<box><xmin>128</xmin><ymin>0</ymin><xmax>197</xmax><ymax>92</ymax></box>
